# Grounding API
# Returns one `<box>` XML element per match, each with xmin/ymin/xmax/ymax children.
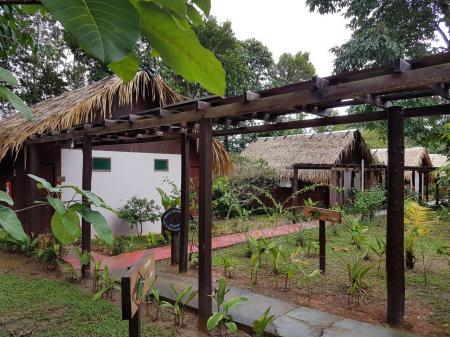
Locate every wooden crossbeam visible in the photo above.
<box><xmin>354</xmin><ymin>94</ymin><xmax>393</xmax><ymax>109</ymax></box>
<box><xmin>194</xmin><ymin>100</ymin><xmax>211</xmax><ymax>110</ymax></box>
<box><xmin>129</xmin><ymin>114</ymin><xmax>146</xmax><ymax>121</ymax></box>
<box><xmin>105</xmin><ymin>119</ymin><xmax>127</xmax><ymax>125</ymax></box>
<box><xmin>428</xmin><ymin>83</ymin><xmax>450</xmax><ymax>100</ymax></box>
<box><xmin>301</xmin><ymin>105</ymin><xmax>331</xmax><ymax>117</ymax></box>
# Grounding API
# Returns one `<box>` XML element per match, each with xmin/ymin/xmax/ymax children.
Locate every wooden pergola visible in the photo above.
<box><xmin>24</xmin><ymin>53</ymin><xmax>450</xmax><ymax>329</ymax></box>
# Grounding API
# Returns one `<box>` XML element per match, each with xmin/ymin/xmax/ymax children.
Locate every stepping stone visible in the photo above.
<box><xmin>273</xmin><ymin>315</ymin><xmax>323</xmax><ymax>337</ymax></box>
<box><xmin>322</xmin><ymin>318</ymin><xmax>418</xmax><ymax>337</ymax></box>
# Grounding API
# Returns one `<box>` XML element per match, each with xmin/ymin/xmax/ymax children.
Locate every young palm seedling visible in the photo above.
<box><xmin>91</xmin><ymin>258</ymin><xmax>102</xmax><ymax>292</ymax></box>
<box><xmin>93</xmin><ymin>265</ymin><xmax>120</xmax><ymax>300</ymax></box>
<box><xmin>146</xmin><ymin>286</ymin><xmax>164</xmax><ymax>320</ymax></box>
<box><xmin>281</xmin><ymin>247</ymin><xmax>304</xmax><ymax>290</ymax></box>
<box><xmin>346</xmin><ymin>252</ymin><xmax>373</xmax><ymax>306</ymax></box>
<box><xmin>299</xmin><ymin>268</ymin><xmax>320</xmax><ymax>299</ymax></box>
<box><xmin>350</xmin><ymin>218</ymin><xmax>368</xmax><ymax>250</ymax></box>
<box><xmin>252</xmin><ymin>307</ymin><xmax>275</xmax><ymax>337</ymax></box>
<box><xmin>160</xmin><ymin>285</ymin><xmax>197</xmax><ymax>326</ymax></box>
<box><xmin>368</xmin><ymin>236</ymin><xmax>386</xmax><ymax>273</ymax></box>
<box><xmin>207</xmin><ymin>277</ymin><xmax>248</xmax><ymax>336</ymax></box>
<box><xmin>216</xmin><ymin>251</ymin><xmax>235</xmax><ymax>278</ymax></box>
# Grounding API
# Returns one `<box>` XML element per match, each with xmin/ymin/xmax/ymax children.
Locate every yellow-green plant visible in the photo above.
<box><xmin>404</xmin><ymin>201</ymin><xmax>433</xmax><ymax>271</ymax></box>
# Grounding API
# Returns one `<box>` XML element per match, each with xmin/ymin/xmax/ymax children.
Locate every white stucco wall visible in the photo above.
<box><xmin>61</xmin><ymin>149</ymin><xmax>181</xmax><ymax>237</ymax></box>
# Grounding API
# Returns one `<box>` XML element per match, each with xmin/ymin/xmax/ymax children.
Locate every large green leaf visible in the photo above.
<box><xmin>223</xmin><ymin>296</ymin><xmax>248</xmax><ymax>311</ymax></box>
<box><xmin>207</xmin><ymin>312</ymin><xmax>224</xmax><ymax>331</ymax></box>
<box><xmin>193</xmin><ymin>0</ymin><xmax>210</xmax><ymax>15</ymax></box>
<box><xmin>0</xmin><ymin>87</ymin><xmax>32</xmax><ymax>120</ymax></box>
<box><xmin>132</xmin><ymin>1</ymin><xmax>225</xmax><ymax>95</ymax></box>
<box><xmin>47</xmin><ymin>196</ymin><xmax>66</xmax><ymax>214</ymax></box>
<box><xmin>108</xmin><ymin>53</ymin><xmax>140</xmax><ymax>82</ymax></box>
<box><xmin>0</xmin><ymin>191</ymin><xmax>14</xmax><ymax>206</ymax></box>
<box><xmin>0</xmin><ymin>205</ymin><xmax>27</xmax><ymax>242</ymax></box>
<box><xmin>28</xmin><ymin>174</ymin><xmax>58</xmax><ymax>192</ymax></box>
<box><xmin>152</xmin><ymin>0</ymin><xmax>187</xmax><ymax>16</ymax></box>
<box><xmin>51</xmin><ymin>209</ymin><xmax>80</xmax><ymax>244</ymax></box>
<box><xmin>78</xmin><ymin>207</ymin><xmax>113</xmax><ymax>245</ymax></box>
<box><xmin>41</xmin><ymin>0</ymin><xmax>140</xmax><ymax>64</ymax></box>
<box><xmin>186</xmin><ymin>4</ymin><xmax>203</xmax><ymax>26</ymax></box>
<box><xmin>0</xmin><ymin>66</ymin><xmax>18</xmax><ymax>86</ymax></box>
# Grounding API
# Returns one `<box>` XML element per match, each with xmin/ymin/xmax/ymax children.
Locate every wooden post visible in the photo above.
<box><xmin>129</xmin><ymin>308</ymin><xmax>141</xmax><ymax>337</ymax></box>
<box><xmin>179</xmin><ymin>133</ymin><xmax>190</xmax><ymax>273</ymax></box>
<box><xmin>435</xmin><ymin>178</ymin><xmax>440</xmax><ymax>206</ymax></box>
<box><xmin>319</xmin><ymin>219</ymin><xmax>326</xmax><ymax>274</ymax></box>
<box><xmin>198</xmin><ymin>118</ymin><xmax>213</xmax><ymax>331</ymax></box>
<box><xmin>170</xmin><ymin>233</ymin><xmax>180</xmax><ymax>265</ymax></box>
<box><xmin>292</xmin><ymin>167</ymin><xmax>298</xmax><ymax>208</ymax></box>
<box><xmin>82</xmin><ymin>135</ymin><xmax>92</xmax><ymax>279</ymax></box>
<box><xmin>386</xmin><ymin>106</ymin><xmax>405</xmax><ymax>325</ymax></box>
<box><xmin>361</xmin><ymin>159</ymin><xmax>365</xmax><ymax>191</ymax></box>
<box><xmin>424</xmin><ymin>172</ymin><xmax>429</xmax><ymax>202</ymax></box>
<box><xmin>340</xmin><ymin>169</ymin><xmax>345</xmax><ymax>203</ymax></box>
<box><xmin>411</xmin><ymin>170</ymin><xmax>415</xmax><ymax>192</ymax></box>
<box><xmin>27</xmin><ymin>144</ymin><xmax>40</xmax><ymax>234</ymax></box>
<box><xmin>418</xmin><ymin>171</ymin><xmax>423</xmax><ymax>202</ymax></box>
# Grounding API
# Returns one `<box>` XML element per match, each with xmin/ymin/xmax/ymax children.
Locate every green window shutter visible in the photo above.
<box><xmin>154</xmin><ymin>159</ymin><xmax>169</xmax><ymax>172</ymax></box>
<box><xmin>92</xmin><ymin>158</ymin><xmax>111</xmax><ymax>171</ymax></box>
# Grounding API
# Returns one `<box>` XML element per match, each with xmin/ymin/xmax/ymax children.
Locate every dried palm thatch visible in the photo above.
<box><xmin>371</xmin><ymin>147</ymin><xmax>432</xmax><ymax>179</ymax></box>
<box><xmin>212</xmin><ymin>138</ymin><xmax>233</xmax><ymax>176</ymax></box>
<box><xmin>429</xmin><ymin>153</ymin><xmax>448</xmax><ymax>168</ymax></box>
<box><xmin>241</xmin><ymin>129</ymin><xmax>374</xmax><ymax>184</ymax></box>
<box><xmin>0</xmin><ymin>70</ymin><xmax>183</xmax><ymax>160</ymax></box>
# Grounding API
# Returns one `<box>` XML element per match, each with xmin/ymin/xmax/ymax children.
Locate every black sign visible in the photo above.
<box><xmin>161</xmin><ymin>207</ymin><xmax>181</xmax><ymax>233</ymax></box>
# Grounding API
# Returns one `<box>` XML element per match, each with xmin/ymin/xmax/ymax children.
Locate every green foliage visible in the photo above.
<box><xmin>146</xmin><ymin>233</ymin><xmax>166</xmax><ymax>248</ymax></box>
<box><xmin>299</xmin><ymin>268</ymin><xmax>321</xmax><ymax>298</ymax></box>
<box><xmin>216</xmin><ymin>251</ymin><xmax>235</xmax><ymax>278</ymax></box>
<box><xmin>345</xmin><ymin>252</ymin><xmax>373</xmax><ymax>306</ymax></box>
<box><xmin>27</xmin><ymin>174</ymin><xmax>113</xmax><ymax>245</ymax></box>
<box><xmin>111</xmin><ymin>236</ymin><xmax>128</xmax><ymax>256</ymax></box>
<box><xmin>34</xmin><ymin>0</ymin><xmax>225</xmax><ymax>94</ymax></box>
<box><xmin>252</xmin><ymin>307</ymin><xmax>275</xmax><ymax>337</ymax></box>
<box><xmin>368</xmin><ymin>236</ymin><xmax>386</xmax><ymax>273</ymax></box>
<box><xmin>271</xmin><ymin>51</ymin><xmax>316</xmax><ymax>86</ymax></box>
<box><xmin>349</xmin><ymin>218</ymin><xmax>368</xmax><ymax>250</ymax></box>
<box><xmin>207</xmin><ymin>277</ymin><xmax>247</xmax><ymax>336</ymax></box>
<box><xmin>118</xmin><ymin>196</ymin><xmax>160</xmax><ymax>237</ymax></box>
<box><xmin>345</xmin><ymin>185</ymin><xmax>386</xmax><ymax>220</ymax></box>
<box><xmin>93</xmin><ymin>265</ymin><xmax>120</xmax><ymax>301</ymax></box>
<box><xmin>160</xmin><ymin>285</ymin><xmax>197</xmax><ymax>326</ymax></box>
<box><xmin>156</xmin><ymin>181</ymin><xmax>181</xmax><ymax>211</ymax></box>
<box><xmin>146</xmin><ymin>286</ymin><xmax>163</xmax><ymax>320</ymax></box>
<box><xmin>35</xmin><ymin>235</ymin><xmax>64</xmax><ymax>270</ymax></box>
<box><xmin>0</xmin><ymin>65</ymin><xmax>32</xmax><ymax>118</ymax></box>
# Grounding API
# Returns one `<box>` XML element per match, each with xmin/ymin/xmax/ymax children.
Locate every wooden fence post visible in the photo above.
<box><xmin>82</xmin><ymin>135</ymin><xmax>92</xmax><ymax>279</ymax></box>
<box><xmin>179</xmin><ymin>133</ymin><xmax>190</xmax><ymax>273</ymax></box>
<box><xmin>319</xmin><ymin>220</ymin><xmax>326</xmax><ymax>274</ymax></box>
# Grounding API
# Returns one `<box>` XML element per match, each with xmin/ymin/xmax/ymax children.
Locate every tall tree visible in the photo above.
<box><xmin>308</xmin><ymin>0</ymin><xmax>450</xmax><ymax>156</ymax></box>
<box><xmin>271</xmin><ymin>52</ymin><xmax>316</xmax><ymax>86</ymax></box>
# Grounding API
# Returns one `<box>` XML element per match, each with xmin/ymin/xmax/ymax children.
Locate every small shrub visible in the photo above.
<box><xmin>345</xmin><ymin>185</ymin><xmax>386</xmax><ymax>219</ymax></box>
<box><xmin>93</xmin><ymin>266</ymin><xmax>120</xmax><ymax>300</ymax></box>
<box><xmin>146</xmin><ymin>233</ymin><xmax>165</xmax><ymax>248</ymax></box>
<box><xmin>111</xmin><ymin>236</ymin><xmax>127</xmax><ymax>255</ymax></box>
<box><xmin>346</xmin><ymin>252</ymin><xmax>373</xmax><ymax>306</ymax></box>
<box><xmin>118</xmin><ymin>196</ymin><xmax>160</xmax><ymax>237</ymax></box>
<box><xmin>349</xmin><ymin>218</ymin><xmax>368</xmax><ymax>250</ymax></box>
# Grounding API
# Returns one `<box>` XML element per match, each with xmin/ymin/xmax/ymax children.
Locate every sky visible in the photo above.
<box><xmin>211</xmin><ymin>0</ymin><xmax>351</xmax><ymax>77</ymax></box>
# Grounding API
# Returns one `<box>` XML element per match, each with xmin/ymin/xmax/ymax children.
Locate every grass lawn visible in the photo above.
<box><xmin>159</xmin><ymin>213</ymin><xmax>449</xmax><ymax>336</ymax></box>
<box><xmin>0</xmin><ymin>274</ymin><xmax>171</xmax><ymax>337</ymax></box>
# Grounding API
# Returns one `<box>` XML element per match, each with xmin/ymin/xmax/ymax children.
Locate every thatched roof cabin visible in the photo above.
<box><xmin>0</xmin><ymin>70</ymin><xmax>232</xmax><ymax>175</ymax></box>
<box><xmin>241</xmin><ymin>129</ymin><xmax>374</xmax><ymax>184</ymax></box>
<box><xmin>429</xmin><ymin>153</ymin><xmax>448</xmax><ymax>168</ymax></box>
<box><xmin>371</xmin><ymin>147</ymin><xmax>432</xmax><ymax>179</ymax></box>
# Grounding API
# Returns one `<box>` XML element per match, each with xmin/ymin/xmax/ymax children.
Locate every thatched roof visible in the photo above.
<box><xmin>0</xmin><ymin>70</ymin><xmax>232</xmax><ymax>176</ymax></box>
<box><xmin>240</xmin><ymin>129</ymin><xmax>374</xmax><ymax>183</ymax></box>
<box><xmin>371</xmin><ymin>147</ymin><xmax>432</xmax><ymax>167</ymax></box>
<box><xmin>429</xmin><ymin>153</ymin><xmax>448</xmax><ymax>167</ymax></box>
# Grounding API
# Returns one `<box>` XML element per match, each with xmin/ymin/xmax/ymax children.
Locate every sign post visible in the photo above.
<box><xmin>161</xmin><ymin>207</ymin><xmax>182</xmax><ymax>265</ymax></box>
<box><xmin>121</xmin><ymin>252</ymin><xmax>156</xmax><ymax>337</ymax></box>
<box><xmin>300</xmin><ymin>206</ymin><xmax>342</xmax><ymax>274</ymax></box>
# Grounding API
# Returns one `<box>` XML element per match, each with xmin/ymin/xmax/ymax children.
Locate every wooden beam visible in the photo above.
<box><xmin>179</xmin><ymin>133</ymin><xmax>190</xmax><ymax>273</ymax></box>
<box><xmin>386</xmin><ymin>106</ymin><xmax>405</xmax><ymax>325</ymax></box>
<box><xmin>354</xmin><ymin>94</ymin><xmax>392</xmax><ymax>109</ymax></box>
<box><xmin>27</xmin><ymin>144</ymin><xmax>40</xmax><ymax>233</ymax></box>
<box><xmin>198</xmin><ymin>118</ymin><xmax>213</xmax><ymax>332</ymax></box>
<box><xmin>81</xmin><ymin>135</ymin><xmax>92</xmax><ymax>279</ymax></box>
<box><xmin>310</xmin><ymin>76</ymin><xmax>329</xmax><ymax>90</ymax></box>
<box><xmin>301</xmin><ymin>105</ymin><xmax>331</xmax><ymax>117</ymax></box>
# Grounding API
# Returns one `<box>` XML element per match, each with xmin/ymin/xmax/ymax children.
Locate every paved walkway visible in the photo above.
<box><xmin>154</xmin><ymin>271</ymin><xmax>417</xmax><ymax>337</ymax></box>
<box><xmin>65</xmin><ymin>223</ymin><xmax>309</xmax><ymax>271</ymax></box>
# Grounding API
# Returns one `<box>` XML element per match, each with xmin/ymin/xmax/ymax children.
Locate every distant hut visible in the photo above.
<box><xmin>0</xmin><ymin>70</ymin><xmax>232</xmax><ymax>235</ymax></box>
<box><xmin>371</xmin><ymin>147</ymin><xmax>432</xmax><ymax>194</ymax></box>
<box><xmin>241</xmin><ymin>129</ymin><xmax>375</xmax><ymax>207</ymax></box>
